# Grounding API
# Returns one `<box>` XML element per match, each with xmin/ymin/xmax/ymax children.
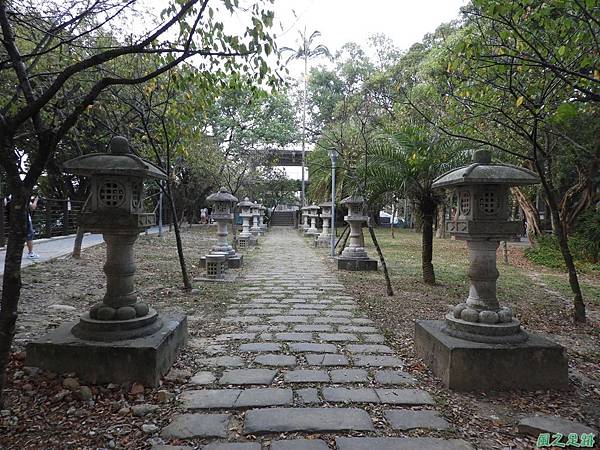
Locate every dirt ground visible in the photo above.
<box><xmin>329</xmin><ymin>228</ymin><xmax>600</xmax><ymax>450</ymax></box>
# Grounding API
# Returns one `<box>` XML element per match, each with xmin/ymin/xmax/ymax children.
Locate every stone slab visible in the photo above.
<box><xmin>330</xmin><ymin>369</ymin><xmax>369</xmax><ymax>383</ymax></box>
<box><xmin>254</xmin><ymin>354</ymin><xmax>297</xmax><ymax>367</ymax></box>
<box><xmin>336</xmin><ymin>257</ymin><xmax>378</xmax><ymax>271</ymax></box>
<box><xmin>374</xmin><ymin>371</ymin><xmax>416</xmax><ymax>386</ymax></box>
<box><xmin>26</xmin><ymin>314</ymin><xmax>187</xmax><ymax>386</ymax></box>
<box><xmin>376</xmin><ymin>389</ymin><xmax>435</xmax><ymax>405</ymax></box>
<box><xmin>414</xmin><ymin>320</ymin><xmax>568</xmax><ymax>390</ymax></box>
<box><xmin>275</xmin><ymin>333</ymin><xmax>314</xmax><ymax>342</ymax></box>
<box><xmin>354</xmin><ymin>355</ymin><xmax>403</xmax><ymax>368</ymax></box>
<box><xmin>190</xmin><ymin>371</ymin><xmax>217</xmax><ymax>385</ymax></box>
<box><xmin>203</xmin><ymin>444</ymin><xmax>261</xmax><ymax>450</ymax></box>
<box><xmin>238</xmin><ymin>343</ymin><xmax>282</xmax><ymax>352</ymax></box>
<box><xmin>322</xmin><ymin>387</ymin><xmax>379</xmax><ymax>403</ymax></box>
<box><xmin>384</xmin><ymin>410</ymin><xmax>450</xmax><ymax>430</ymax></box>
<box><xmin>182</xmin><ymin>388</ymin><xmax>293</xmax><ymax>409</ymax></box>
<box><xmin>296</xmin><ymin>387</ymin><xmax>321</xmax><ymax>404</ymax></box>
<box><xmin>305</xmin><ymin>354</ymin><xmax>349</xmax><ymax>366</ymax></box>
<box><xmin>271</xmin><ymin>439</ymin><xmax>331</xmax><ymax>450</ymax></box>
<box><xmin>294</xmin><ymin>325</ymin><xmax>333</xmax><ymax>332</ymax></box>
<box><xmin>346</xmin><ymin>344</ymin><xmax>393</xmax><ymax>354</ymax></box>
<box><xmin>318</xmin><ymin>333</ymin><xmax>359</xmax><ymax>342</ymax></box>
<box><xmin>517</xmin><ymin>415</ymin><xmax>598</xmax><ymax>437</ymax></box>
<box><xmin>243</xmin><ymin>408</ymin><xmax>374</xmax><ymax>433</ymax></box>
<box><xmin>219</xmin><ymin>369</ymin><xmax>277</xmax><ymax>385</ymax></box>
<box><xmin>335</xmin><ymin>437</ymin><xmax>473</xmax><ymax>450</ymax></box>
<box><xmin>284</xmin><ymin>369</ymin><xmax>330</xmax><ymax>383</ymax></box>
<box><xmin>289</xmin><ymin>343</ymin><xmax>338</xmax><ymax>353</ymax></box>
<box><xmin>152</xmin><ymin>446</ymin><xmax>193</xmax><ymax>450</ymax></box>
<box><xmin>160</xmin><ymin>413</ymin><xmax>229</xmax><ymax>439</ymax></box>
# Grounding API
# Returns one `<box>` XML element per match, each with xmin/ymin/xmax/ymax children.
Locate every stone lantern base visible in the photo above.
<box><xmin>414</xmin><ymin>320</ymin><xmax>568</xmax><ymax>391</ymax></box>
<box><xmin>335</xmin><ymin>256</ymin><xmax>378</xmax><ymax>271</ymax></box>
<box><xmin>200</xmin><ymin>253</ymin><xmax>243</xmax><ymax>269</ymax></box>
<box><xmin>26</xmin><ymin>314</ymin><xmax>187</xmax><ymax>386</ymax></box>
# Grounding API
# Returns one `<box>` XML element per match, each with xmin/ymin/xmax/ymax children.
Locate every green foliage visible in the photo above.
<box><xmin>571</xmin><ymin>208</ymin><xmax>600</xmax><ymax>264</ymax></box>
<box><xmin>524</xmin><ymin>235</ymin><xmax>567</xmax><ymax>269</ymax></box>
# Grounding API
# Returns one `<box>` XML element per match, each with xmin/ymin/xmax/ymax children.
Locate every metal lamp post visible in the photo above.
<box><xmin>329</xmin><ymin>148</ymin><xmax>338</xmax><ymax>257</ymax></box>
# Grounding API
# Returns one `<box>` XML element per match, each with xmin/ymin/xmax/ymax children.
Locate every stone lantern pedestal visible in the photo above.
<box><xmin>259</xmin><ymin>204</ymin><xmax>268</xmax><ymax>232</ymax></box>
<box><xmin>26</xmin><ymin>137</ymin><xmax>187</xmax><ymax>386</ymax></box>
<box><xmin>200</xmin><ymin>187</ymin><xmax>243</xmax><ymax>269</ymax></box>
<box><xmin>299</xmin><ymin>206</ymin><xmax>310</xmax><ymax>232</ymax></box>
<box><xmin>317</xmin><ymin>201</ymin><xmax>333</xmax><ymax>247</ymax></box>
<box><xmin>336</xmin><ymin>195</ymin><xmax>377</xmax><ymax>271</ymax></box>
<box><xmin>415</xmin><ymin>150</ymin><xmax>567</xmax><ymax>390</ymax></box>
<box><xmin>304</xmin><ymin>203</ymin><xmax>320</xmax><ymax>236</ymax></box>
<box><xmin>250</xmin><ymin>202</ymin><xmax>262</xmax><ymax>241</ymax></box>
<box><xmin>237</xmin><ymin>197</ymin><xmax>255</xmax><ymax>249</ymax></box>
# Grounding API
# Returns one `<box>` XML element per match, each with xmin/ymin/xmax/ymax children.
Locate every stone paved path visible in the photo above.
<box><xmin>157</xmin><ymin>228</ymin><xmax>472</xmax><ymax>450</ymax></box>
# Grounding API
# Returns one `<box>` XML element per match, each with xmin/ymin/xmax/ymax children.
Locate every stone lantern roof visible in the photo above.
<box><xmin>319</xmin><ymin>201</ymin><xmax>333</xmax><ymax>208</ymax></box>
<box><xmin>341</xmin><ymin>195</ymin><xmax>365</xmax><ymax>205</ymax></box>
<box><xmin>63</xmin><ymin>136</ymin><xmax>166</xmax><ymax>180</ymax></box>
<box><xmin>207</xmin><ymin>187</ymin><xmax>238</xmax><ymax>204</ymax></box>
<box><xmin>237</xmin><ymin>197</ymin><xmax>254</xmax><ymax>208</ymax></box>
<box><xmin>306</xmin><ymin>203</ymin><xmax>320</xmax><ymax>211</ymax></box>
<box><xmin>432</xmin><ymin>150</ymin><xmax>539</xmax><ymax>189</ymax></box>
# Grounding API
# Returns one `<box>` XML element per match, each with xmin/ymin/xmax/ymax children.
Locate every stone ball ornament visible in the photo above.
<box><xmin>432</xmin><ymin>149</ymin><xmax>539</xmax><ymax>344</ymax></box>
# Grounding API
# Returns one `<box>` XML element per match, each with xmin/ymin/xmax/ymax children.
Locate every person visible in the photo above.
<box><xmin>26</xmin><ymin>195</ymin><xmax>40</xmax><ymax>258</ymax></box>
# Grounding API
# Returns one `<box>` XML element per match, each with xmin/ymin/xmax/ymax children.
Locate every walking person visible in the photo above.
<box><xmin>26</xmin><ymin>194</ymin><xmax>40</xmax><ymax>259</ymax></box>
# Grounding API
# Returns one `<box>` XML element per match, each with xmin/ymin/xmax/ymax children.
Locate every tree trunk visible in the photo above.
<box><xmin>337</xmin><ymin>225</ymin><xmax>350</xmax><ymax>255</ymax></box>
<box><xmin>0</xmin><ymin>188</ymin><xmax>29</xmax><ymax>407</ymax></box>
<box><xmin>435</xmin><ymin>204</ymin><xmax>446</xmax><ymax>239</ymax></box>
<box><xmin>421</xmin><ymin>201</ymin><xmax>436</xmax><ymax>285</ymax></box>
<box><xmin>166</xmin><ymin>184</ymin><xmax>192</xmax><ymax>291</ymax></box>
<box><xmin>72</xmin><ymin>226</ymin><xmax>85</xmax><ymax>258</ymax></box>
<box><xmin>511</xmin><ymin>187</ymin><xmax>542</xmax><ymax>241</ymax></box>
<box><xmin>553</xmin><ymin>207</ymin><xmax>586</xmax><ymax>322</ymax></box>
<box><xmin>367</xmin><ymin>222</ymin><xmax>394</xmax><ymax>296</ymax></box>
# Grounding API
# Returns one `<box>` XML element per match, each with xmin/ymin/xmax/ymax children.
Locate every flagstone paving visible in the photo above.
<box><xmin>157</xmin><ymin>227</ymin><xmax>473</xmax><ymax>450</ymax></box>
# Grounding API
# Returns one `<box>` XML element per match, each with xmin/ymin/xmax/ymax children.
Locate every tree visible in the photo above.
<box><xmin>400</xmin><ymin>1</ymin><xmax>599</xmax><ymax>321</ymax></box>
<box><xmin>280</xmin><ymin>28</ymin><xmax>331</xmax><ymax>205</ymax></box>
<box><xmin>362</xmin><ymin>126</ymin><xmax>465</xmax><ymax>284</ymax></box>
<box><xmin>0</xmin><ymin>0</ymin><xmax>279</xmax><ymax>405</ymax></box>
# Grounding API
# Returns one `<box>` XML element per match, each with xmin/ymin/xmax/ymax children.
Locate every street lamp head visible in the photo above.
<box><xmin>329</xmin><ymin>148</ymin><xmax>338</xmax><ymax>162</ymax></box>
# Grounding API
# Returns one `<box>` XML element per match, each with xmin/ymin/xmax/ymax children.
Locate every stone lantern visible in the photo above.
<box><xmin>336</xmin><ymin>195</ymin><xmax>377</xmax><ymax>270</ymax></box>
<box><xmin>237</xmin><ymin>197</ymin><xmax>255</xmax><ymax>249</ymax></box>
<box><xmin>259</xmin><ymin>204</ymin><xmax>268</xmax><ymax>232</ymax></box>
<box><xmin>317</xmin><ymin>201</ymin><xmax>333</xmax><ymax>246</ymax></box>
<box><xmin>202</xmin><ymin>187</ymin><xmax>242</xmax><ymax>268</ymax></box>
<box><xmin>250</xmin><ymin>201</ymin><xmax>262</xmax><ymax>237</ymax></box>
<box><xmin>415</xmin><ymin>149</ymin><xmax>567</xmax><ymax>390</ymax></box>
<box><xmin>304</xmin><ymin>203</ymin><xmax>320</xmax><ymax>235</ymax></box>
<box><xmin>300</xmin><ymin>206</ymin><xmax>310</xmax><ymax>231</ymax></box>
<box><xmin>26</xmin><ymin>136</ymin><xmax>187</xmax><ymax>385</ymax></box>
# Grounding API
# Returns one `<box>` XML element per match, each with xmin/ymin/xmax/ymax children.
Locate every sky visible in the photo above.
<box><xmin>267</xmin><ymin>0</ymin><xmax>467</xmax><ymax>179</ymax></box>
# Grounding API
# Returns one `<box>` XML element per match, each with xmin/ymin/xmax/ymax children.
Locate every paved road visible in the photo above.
<box><xmin>156</xmin><ymin>227</ymin><xmax>472</xmax><ymax>450</ymax></box>
<box><xmin>0</xmin><ymin>226</ymin><xmax>164</xmax><ymax>275</ymax></box>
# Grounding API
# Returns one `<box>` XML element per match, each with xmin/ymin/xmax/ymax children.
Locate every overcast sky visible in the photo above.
<box><xmin>272</xmin><ymin>0</ymin><xmax>467</xmax><ymax>74</ymax></box>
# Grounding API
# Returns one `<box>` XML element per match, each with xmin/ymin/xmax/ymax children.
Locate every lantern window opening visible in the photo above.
<box><xmin>459</xmin><ymin>191</ymin><xmax>471</xmax><ymax>216</ymax></box>
<box><xmin>98</xmin><ymin>180</ymin><xmax>126</xmax><ymax>208</ymax></box>
<box><xmin>480</xmin><ymin>191</ymin><xmax>498</xmax><ymax>215</ymax></box>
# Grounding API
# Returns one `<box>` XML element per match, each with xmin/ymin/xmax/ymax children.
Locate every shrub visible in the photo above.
<box><xmin>524</xmin><ymin>235</ymin><xmax>565</xmax><ymax>269</ymax></box>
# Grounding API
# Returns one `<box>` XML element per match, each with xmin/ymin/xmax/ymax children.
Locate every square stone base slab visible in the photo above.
<box><xmin>200</xmin><ymin>254</ymin><xmax>243</xmax><ymax>269</ymax></box>
<box><xmin>414</xmin><ymin>320</ymin><xmax>568</xmax><ymax>391</ymax></box>
<box><xmin>26</xmin><ymin>314</ymin><xmax>187</xmax><ymax>386</ymax></box>
<box><xmin>336</xmin><ymin>257</ymin><xmax>378</xmax><ymax>271</ymax></box>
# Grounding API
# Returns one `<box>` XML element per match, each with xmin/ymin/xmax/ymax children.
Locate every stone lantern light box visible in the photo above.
<box><xmin>415</xmin><ymin>149</ymin><xmax>567</xmax><ymax>391</ymax></box>
<box><xmin>26</xmin><ymin>136</ymin><xmax>187</xmax><ymax>386</ymax></box>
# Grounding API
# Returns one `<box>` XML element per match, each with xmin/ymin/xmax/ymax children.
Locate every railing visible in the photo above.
<box><xmin>0</xmin><ymin>198</ymin><xmax>85</xmax><ymax>247</ymax></box>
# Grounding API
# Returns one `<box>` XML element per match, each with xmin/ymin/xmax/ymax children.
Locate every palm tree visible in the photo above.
<box><xmin>280</xmin><ymin>28</ymin><xmax>331</xmax><ymax>205</ymax></box>
<box><xmin>362</xmin><ymin>126</ymin><xmax>467</xmax><ymax>284</ymax></box>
